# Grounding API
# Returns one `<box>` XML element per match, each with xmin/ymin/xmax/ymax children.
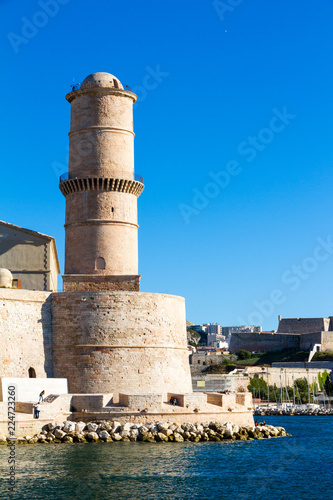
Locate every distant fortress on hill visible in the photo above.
<box><xmin>229</xmin><ymin>316</ymin><xmax>333</xmax><ymax>354</ymax></box>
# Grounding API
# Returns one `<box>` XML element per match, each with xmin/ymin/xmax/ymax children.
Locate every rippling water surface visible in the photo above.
<box><xmin>0</xmin><ymin>416</ymin><xmax>332</xmax><ymax>499</ymax></box>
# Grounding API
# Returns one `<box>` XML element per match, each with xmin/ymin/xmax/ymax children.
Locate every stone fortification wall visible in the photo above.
<box><xmin>321</xmin><ymin>332</ymin><xmax>333</xmax><ymax>351</ymax></box>
<box><xmin>245</xmin><ymin>366</ymin><xmax>328</xmax><ymax>386</ymax></box>
<box><xmin>298</xmin><ymin>332</ymin><xmax>323</xmax><ymax>350</ymax></box>
<box><xmin>0</xmin><ymin>289</ymin><xmax>52</xmax><ymax>379</ymax></box>
<box><xmin>52</xmin><ymin>291</ymin><xmax>192</xmax><ymax>398</ymax></box>
<box><xmin>272</xmin><ymin>361</ymin><xmax>333</xmax><ymax>370</ymax></box>
<box><xmin>278</xmin><ymin>317</ymin><xmax>330</xmax><ymax>333</ymax></box>
<box><xmin>229</xmin><ymin>331</ymin><xmax>299</xmax><ymax>353</ymax></box>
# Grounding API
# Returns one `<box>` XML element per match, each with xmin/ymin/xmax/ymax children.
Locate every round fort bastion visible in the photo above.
<box><xmin>52</xmin><ymin>291</ymin><xmax>193</xmax><ymax>398</ymax></box>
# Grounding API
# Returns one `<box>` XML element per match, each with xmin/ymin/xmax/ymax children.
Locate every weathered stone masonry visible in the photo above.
<box><xmin>0</xmin><ymin>289</ymin><xmax>53</xmax><ymax>378</ymax></box>
<box><xmin>52</xmin><ymin>291</ymin><xmax>193</xmax><ymax>398</ymax></box>
<box><xmin>61</xmin><ymin>72</ymin><xmax>143</xmax><ymax>293</ymax></box>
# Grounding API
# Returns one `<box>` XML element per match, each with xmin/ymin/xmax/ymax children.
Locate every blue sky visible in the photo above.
<box><xmin>1</xmin><ymin>0</ymin><xmax>333</xmax><ymax>330</ymax></box>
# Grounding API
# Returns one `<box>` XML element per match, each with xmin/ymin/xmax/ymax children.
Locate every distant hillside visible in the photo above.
<box><xmin>187</xmin><ymin>325</ymin><xmax>207</xmax><ymax>346</ymax></box>
<box><xmin>312</xmin><ymin>351</ymin><xmax>333</xmax><ymax>362</ymax></box>
<box><xmin>203</xmin><ymin>349</ymin><xmax>310</xmax><ymax>373</ymax></box>
<box><xmin>187</xmin><ymin>328</ymin><xmax>201</xmax><ymax>346</ymax></box>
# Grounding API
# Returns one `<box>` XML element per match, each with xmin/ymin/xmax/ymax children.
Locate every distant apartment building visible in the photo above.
<box><xmin>211</xmin><ymin>340</ymin><xmax>229</xmax><ymax>349</ymax></box>
<box><xmin>222</xmin><ymin>325</ymin><xmax>262</xmax><ymax>336</ymax></box>
<box><xmin>206</xmin><ymin>323</ymin><xmax>222</xmax><ymax>335</ymax></box>
<box><xmin>207</xmin><ymin>332</ymin><xmax>227</xmax><ymax>346</ymax></box>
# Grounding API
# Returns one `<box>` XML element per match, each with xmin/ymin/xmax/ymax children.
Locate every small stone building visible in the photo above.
<box><xmin>0</xmin><ymin>220</ymin><xmax>60</xmax><ymax>292</ymax></box>
<box><xmin>190</xmin><ymin>350</ymin><xmax>223</xmax><ymax>372</ymax></box>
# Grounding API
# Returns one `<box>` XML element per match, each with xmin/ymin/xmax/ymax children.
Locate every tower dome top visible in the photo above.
<box><xmin>80</xmin><ymin>72</ymin><xmax>124</xmax><ymax>90</ymax></box>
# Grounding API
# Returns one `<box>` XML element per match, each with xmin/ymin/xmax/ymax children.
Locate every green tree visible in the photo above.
<box><xmin>222</xmin><ymin>357</ymin><xmax>231</xmax><ymax>365</ymax></box>
<box><xmin>324</xmin><ymin>374</ymin><xmax>333</xmax><ymax>396</ymax></box>
<box><xmin>294</xmin><ymin>377</ymin><xmax>310</xmax><ymax>403</ymax></box>
<box><xmin>238</xmin><ymin>350</ymin><xmax>251</xmax><ymax>360</ymax></box>
<box><xmin>318</xmin><ymin>370</ymin><xmax>330</xmax><ymax>391</ymax></box>
<box><xmin>248</xmin><ymin>377</ymin><xmax>271</xmax><ymax>400</ymax></box>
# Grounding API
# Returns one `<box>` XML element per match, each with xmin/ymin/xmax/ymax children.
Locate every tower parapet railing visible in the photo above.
<box><xmin>59</xmin><ymin>171</ymin><xmax>144</xmax><ymax>198</ymax></box>
<box><xmin>60</xmin><ymin>171</ymin><xmax>143</xmax><ymax>184</ymax></box>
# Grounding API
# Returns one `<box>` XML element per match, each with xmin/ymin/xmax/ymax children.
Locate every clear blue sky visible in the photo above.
<box><xmin>1</xmin><ymin>0</ymin><xmax>333</xmax><ymax>330</ymax></box>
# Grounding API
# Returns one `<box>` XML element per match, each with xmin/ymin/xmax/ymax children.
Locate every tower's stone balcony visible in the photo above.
<box><xmin>59</xmin><ymin>173</ymin><xmax>144</xmax><ymax>198</ymax></box>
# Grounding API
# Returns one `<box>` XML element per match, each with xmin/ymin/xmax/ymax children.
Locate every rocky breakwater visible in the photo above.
<box><xmin>0</xmin><ymin>420</ymin><xmax>291</xmax><ymax>444</ymax></box>
<box><xmin>255</xmin><ymin>407</ymin><xmax>333</xmax><ymax>416</ymax></box>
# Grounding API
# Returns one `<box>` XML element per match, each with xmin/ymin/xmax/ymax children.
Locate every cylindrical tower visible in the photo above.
<box><xmin>53</xmin><ymin>71</ymin><xmax>194</xmax><ymax>398</ymax></box>
<box><xmin>59</xmin><ymin>72</ymin><xmax>144</xmax><ymax>292</ymax></box>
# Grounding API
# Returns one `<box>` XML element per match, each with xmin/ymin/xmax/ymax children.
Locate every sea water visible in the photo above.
<box><xmin>0</xmin><ymin>416</ymin><xmax>332</xmax><ymax>500</ymax></box>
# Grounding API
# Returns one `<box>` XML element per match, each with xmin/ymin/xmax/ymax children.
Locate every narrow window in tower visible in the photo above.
<box><xmin>113</xmin><ymin>79</ymin><xmax>119</xmax><ymax>88</ymax></box>
<box><xmin>96</xmin><ymin>257</ymin><xmax>106</xmax><ymax>270</ymax></box>
<box><xmin>28</xmin><ymin>367</ymin><xmax>36</xmax><ymax>378</ymax></box>
<box><xmin>111</xmin><ymin>207</ymin><xmax>114</xmax><ymax>213</ymax></box>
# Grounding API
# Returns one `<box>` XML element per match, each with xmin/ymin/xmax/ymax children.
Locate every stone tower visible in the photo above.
<box><xmin>59</xmin><ymin>72</ymin><xmax>144</xmax><ymax>292</ymax></box>
<box><xmin>53</xmin><ymin>71</ymin><xmax>193</xmax><ymax>398</ymax></box>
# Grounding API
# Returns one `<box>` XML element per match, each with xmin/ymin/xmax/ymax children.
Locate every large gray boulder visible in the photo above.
<box><xmin>161</xmin><ymin>428</ymin><xmax>173</xmax><ymax>437</ymax></box>
<box><xmin>157</xmin><ymin>422</ymin><xmax>169</xmax><ymax>431</ymax></box>
<box><xmin>121</xmin><ymin>423</ymin><xmax>132</xmax><ymax>432</ymax></box>
<box><xmin>62</xmin><ymin>435</ymin><xmax>73</xmax><ymax>443</ymax></box>
<box><xmin>74</xmin><ymin>433</ymin><xmax>87</xmax><ymax>443</ymax></box>
<box><xmin>63</xmin><ymin>422</ymin><xmax>76</xmax><ymax>433</ymax></box>
<box><xmin>112</xmin><ymin>433</ymin><xmax>122</xmax><ymax>441</ymax></box>
<box><xmin>156</xmin><ymin>432</ymin><xmax>168</xmax><ymax>442</ymax></box>
<box><xmin>46</xmin><ymin>432</ymin><xmax>55</xmax><ymax>442</ymax></box>
<box><xmin>48</xmin><ymin>422</ymin><xmax>57</xmax><ymax>431</ymax></box>
<box><xmin>75</xmin><ymin>422</ymin><xmax>86</xmax><ymax>433</ymax></box>
<box><xmin>111</xmin><ymin>421</ymin><xmax>121</xmax><ymax>431</ymax></box>
<box><xmin>54</xmin><ymin>429</ymin><xmax>66</xmax><ymax>440</ymax></box>
<box><xmin>120</xmin><ymin>430</ymin><xmax>130</xmax><ymax>439</ymax></box>
<box><xmin>86</xmin><ymin>432</ymin><xmax>99</xmax><ymax>442</ymax></box>
<box><xmin>98</xmin><ymin>430</ymin><xmax>111</xmax><ymax>440</ymax></box>
<box><xmin>87</xmin><ymin>423</ymin><xmax>98</xmax><ymax>433</ymax></box>
<box><xmin>173</xmin><ymin>432</ymin><xmax>184</xmax><ymax>442</ymax></box>
<box><xmin>99</xmin><ymin>422</ymin><xmax>112</xmax><ymax>431</ymax></box>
